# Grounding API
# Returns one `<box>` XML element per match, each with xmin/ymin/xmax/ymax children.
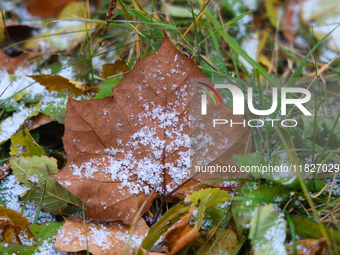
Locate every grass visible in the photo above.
<box><xmin>0</xmin><ymin>0</ymin><xmax>340</xmax><ymax>254</ymax></box>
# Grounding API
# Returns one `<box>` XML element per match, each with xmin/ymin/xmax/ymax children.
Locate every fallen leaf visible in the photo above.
<box><xmin>40</xmin><ymin>93</ymin><xmax>68</xmax><ymax>124</ymax></box>
<box><xmin>52</xmin><ymin>33</ymin><xmax>250</xmax><ymax>224</ymax></box>
<box><xmin>292</xmin><ymin>216</ymin><xmax>340</xmax><ymax>253</ymax></box>
<box><xmin>282</xmin><ymin>0</ymin><xmax>302</xmax><ymax>45</ymax></box>
<box><xmin>54</xmin><ymin>216</ymin><xmax>149</xmax><ymax>255</ymax></box>
<box><xmin>160</xmin><ymin>206</ymin><xmax>199</xmax><ymax>254</ymax></box>
<box><xmin>96</xmin><ymin>76</ymin><xmax>123</xmax><ymax>99</ymax></box>
<box><xmin>59</xmin><ymin>1</ymin><xmax>86</xmax><ymax>19</ymax></box>
<box><xmin>198</xmin><ymin>227</ymin><xmax>238</xmax><ymax>255</ymax></box>
<box><xmin>23</xmin><ymin>0</ymin><xmax>76</xmax><ymax>18</ymax></box>
<box><xmin>28</xmin><ymin>74</ymin><xmax>90</xmax><ymax>96</ymax></box>
<box><xmin>0</xmin><ymin>222</ymin><xmax>63</xmax><ymax>253</ymax></box>
<box><xmin>22</xmin><ymin>113</ymin><xmax>53</xmax><ymax>131</ymax></box>
<box><xmin>0</xmin><ymin>102</ymin><xmax>41</xmax><ymax>145</ymax></box>
<box><xmin>249</xmin><ymin>204</ymin><xmax>287</xmax><ymax>255</ymax></box>
<box><xmin>0</xmin><ymin>206</ymin><xmax>30</xmax><ymax>228</ymax></box>
<box><xmin>265</xmin><ymin>0</ymin><xmax>285</xmax><ymax>28</ymax></box>
<box><xmin>10</xmin><ymin>155</ymin><xmax>84</xmax><ymax>215</ymax></box>
<box><xmin>23</xmin><ymin>24</ymin><xmax>87</xmax><ymax>55</ymax></box>
<box><xmin>301</xmin><ymin>0</ymin><xmax>340</xmax><ymax>53</ymax></box>
<box><xmin>138</xmin><ymin>202</ymin><xmax>192</xmax><ymax>254</ymax></box>
<box><xmin>140</xmin><ymin>188</ymin><xmax>227</xmax><ymax>254</ymax></box>
<box><xmin>286</xmin><ymin>238</ymin><xmax>328</xmax><ymax>255</ymax></box>
<box><xmin>231</xmin><ymin>182</ymin><xmax>290</xmax><ymax>230</ymax></box>
<box><xmin>101</xmin><ymin>59</ymin><xmax>131</xmax><ymax>79</ymax></box>
<box><xmin>0</xmin><ymin>163</ymin><xmax>10</xmax><ymax>180</ymax></box>
<box><xmin>0</xmin><ymin>206</ymin><xmax>33</xmax><ymax>245</ymax></box>
<box><xmin>0</xmin><ymin>51</ymin><xmax>28</xmax><ymax>74</ymax></box>
<box><xmin>10</xmin><ymin>129</ymin><xmax>45</xmax><ymax>157</ymax></box>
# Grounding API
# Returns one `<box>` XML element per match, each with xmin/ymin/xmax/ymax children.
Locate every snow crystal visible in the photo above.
<box><xmin>33</xmin><ymin>237</ymin><xmax>67</xmax><ymax>255</ymax></box>
<box><xmin>0</xmin><ymin>175</ymin><xmax>55</xmax><ymax>223</ymax></box>
<box><xmin>70</xmin><ymin>105</ymin><xmax>191</xmax><ymax>196</ymax></box>
<box><xmin>28</xmin><ymin>175</ymin><xmax>40</xmax><ymax>184</ymax></box>
<box><xmin>0</xmin><ymin>103</ymin><xmax>38</xmax><ymax>144</ymax></box>
<box><xmin>262</xmin><ymin>213</ymin><xmax>286</xmax><ymax>255</ymax></box>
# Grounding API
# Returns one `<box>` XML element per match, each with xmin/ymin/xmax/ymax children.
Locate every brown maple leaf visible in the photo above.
<box><xmin>52</xmin><ymin>33</ymin><xmax>250</xmax><ymax>224</ymax></box>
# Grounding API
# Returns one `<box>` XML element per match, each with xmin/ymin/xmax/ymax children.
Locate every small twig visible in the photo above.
<box><xmin>100</xmin><ymin>0</ymin><xmax>117</xmax><ymax>47</ymax></box>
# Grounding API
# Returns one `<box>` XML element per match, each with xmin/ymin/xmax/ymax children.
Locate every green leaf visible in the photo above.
<box><xmin>96</xmin><ymin>77</ymin><xmax>123</xmax><ymax>99</ymax></box>
<box><xmin>232</xmin><ymin>182</ymin><xmax>290</xmax><ymax>230</ymax></box>
<box><xmin>233</xmin><ymin>151</ymin><xmax>263</xmax><ymax>170</ymax></box>
<box><xmin>186</xmin><ymin>188</ymin><xmax>232</xmax><ymax>228</ymax></box>
<box><xmin>10</xmin><ymin>129</ymin><xmax>45</xmax><ymax>157</ymax></box>
<box><xmin>10</xmin><ymin>155</ymin><xmax>57</xmax><ymax>189</ymax></box>
<box><xmin>249</xmin><ymin>204</ymin><xmax>287</xmax><ymax>255</ymax></box>
<box><xmin>0</xmin><ymin>222</ymin><xmax>64</xmax><ymax>254</ymax></box>
<box><xmin>41</xmin><ymin>94</ymin><xmax>68</xmax><ymax>124</ymax></box>
<box><xmin>10</xmin><ymin>156</ymin><xmax>84</xmax><ymax>215</ymax></box>
<box><xmin>186</xmin><ymin>188</ymin><xmax>232</xmax><ymax>208</ymax></box>
<box><xmin>299</xmin><ymin>115</ymin><xmax>340</xmax><ymax>142</ymax></box>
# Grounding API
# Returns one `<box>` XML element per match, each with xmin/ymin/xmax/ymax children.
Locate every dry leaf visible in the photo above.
<box><xmin>23</xmin><ymin>113</ymin><xmax>53</xmax><ymax>131</ymax></box>
<box><xmin>101</xmin><ymin>59</ymin><xmax>131</xmax><ymax>79</ymax></box>
<box><xmin>0</xmin><ymin>206</ymin><xmax>33</xmax><ymax>245</ymax></box>
<box><xmin>23</xmin><ymin>0</ymin><xmax>76</xmax><ymax>18</ymax></box>
<box><xmin>282</xmin><ymin>0</ymin><xmax>301</xmax><ymax>44</ymax></box>
<box><xmin>160</xmin><ymin>206</ymin><xmax>200</xmax><ymax>254</ymax></box>
<box><xmin>51</xmin><ymin>33</ymin><xmax>250</xmax><ymax>224</ymax></box>
<box><xmin>0</xmin><ymin>51</ymin><xmax>28</xmax><ymax>74</ymax></box>
<box><xmin>286</xmin><ymin>238</ymin><xmax>328</xmax><ymax>255</ymax></box>
<box><xmin>55</xmin><ymin>216</ymin><xmax>149</xmax><ymax>255</ymax></box>
<box><xmin>28</xmin><ymin>74</ymin><xmax>91</xmax><ymax>96</ymax></box>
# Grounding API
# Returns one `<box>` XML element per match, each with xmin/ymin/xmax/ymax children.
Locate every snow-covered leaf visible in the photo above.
<box><xmin>0</xmin><ymin>102</ymin><xmax>41</xmax><ymax>145</ymax></box>
<box><xmin>51</xmin><ymin>33</ymin><xmax>247</xmax><ymax>224</ymax></box>
<box><xmin>249</xmin><ymin>204</ymin><xmax>287</xmax><ymax>255</ymax></box>
<box><xmin>0</xmin><ymin>222</ymin><xmax>64</xmax><ymax>254</ymax></box>
<box><xmin>301</xmin><ymin>0</ymin><xmax>340</xmax><ymax>53</ymax></box>
<box><xmin>232</xmin><ymin>182</ymin><xmax>290</xmax><ymax>230</ymax></box>
<box><xmin>41</xmin><ymin>93</ymin><xmax>68</xmax><ymax>124</ymax></box>
<box><xmin>55</xmin><ymin>216</ymin><xmax>149</xmax><ymax>255</ymax></box>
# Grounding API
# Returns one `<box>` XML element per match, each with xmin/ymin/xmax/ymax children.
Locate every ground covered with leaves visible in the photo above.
<box><xmin>0</xmin><ymin>0</ymin><xmax>340</xmax><ymax>254</ymax></box>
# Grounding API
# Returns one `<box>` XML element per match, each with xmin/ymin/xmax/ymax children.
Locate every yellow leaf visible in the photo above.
<box><xmin>0</xmin><ymin>10</ymin><xmax>5</xmax><ymax>47</ymax></box>
<box><xmin>101</xmin><ymin>59</ymin><xmax>130</xmax><ymax>79</ymax></box>
<box><xmin>28</xmin><ymin>74</ymin><xmax>89</xmax><ymax>96</ymax></box>
<box><xmin>10</xmin><ymin>129</ymin><xmax>45</xmax><ymax>157</ymax></box>
<box><xmin>265</xmin><ymin>0</ymin><xmax>285</xmax><ymax>28</ymax></box>
<box><xmin>59</xmin><ymin>1</ymin><xmax>86</xmax><ymax>19</ymax></box>
<box><xmin>0</xmin><ymin>206</ymin><xmax>31</xmax><ymax>228</ymax></box>
<box><xmin>199</xmin><ymin>228</ymin><xmax>238</xmax><ymax>255</ymax></box>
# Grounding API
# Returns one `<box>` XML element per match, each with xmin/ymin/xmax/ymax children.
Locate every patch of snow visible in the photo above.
<box><xmin>0</xmin><ymin>175</ymin><xmax>55</xmax><ymax>223</ymax></box>
<box><xmin>239</xmin><ymin>32</ymin><xmax>259</xmax><ymax>74</ymax></box>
